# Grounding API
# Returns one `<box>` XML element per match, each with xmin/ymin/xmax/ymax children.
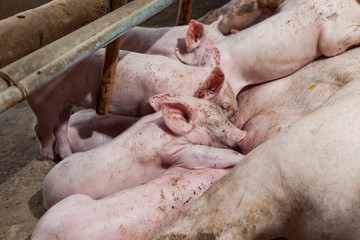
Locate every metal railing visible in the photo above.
<box><xmin>0</xmin><ymin>0</ymin><xmax>192</xmax><ymax>114</ymax></box>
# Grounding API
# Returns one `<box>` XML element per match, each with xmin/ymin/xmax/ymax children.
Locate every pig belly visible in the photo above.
<box><xmin>154</xmin><ymin>57</ymin><xmax>360</xmax><ymax>240</ymax></box>
<box><xmin>237</xmin><ymin>48</ymin><xmax>360</xmax><ymax>154</ymax></box>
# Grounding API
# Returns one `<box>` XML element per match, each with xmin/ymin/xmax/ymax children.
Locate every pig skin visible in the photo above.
<box><xmin>27</xmin><ymin>49</ymin><xmax>238</xmax><ymax>160</ymax></box>
<box><xmin>31</xmin><ymin>167</ymin><xmax>228</xmax><ymax>240</ymax></box>
<box><xmin>153</xmin><ymin>48</ymin><xmax>360</xmax><ymax>239</ymax></box>
<box><xmin>42</xmin><ymin>95</ymin><xmax>246</xmax><ymax>209</ymax></box>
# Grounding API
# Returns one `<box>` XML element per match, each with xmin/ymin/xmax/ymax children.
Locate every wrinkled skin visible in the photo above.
<box><xmin>238</xmin><ymin>47</ymin><xmax>360</xmax><ymax>154</ymax></box>
<box><xmin>186</xmin><ymin>0</ymin><xmax>360</xmax><ymax>96</ymax></box>
<box><xmin>153</xmin><ymin>48</ymin><xmax>360</xmax><ymax>239</ymax></box>
<box><xmin>198</xmin><ymin>0</ymin><xmax>285</xmax><ymax>34</ymax></box>
<box><xmin>32</xmin><ymin>167</ymin><xmax>228</xmax><ymax>240</ymax></box>
<box><xmin>43</xmin><ymin>95</ymin><xmax>246</xmax><ymax>209</ymax></box>
<box><xmin>27</xmin><ymin>49</ymin><xmax>237</xmax><ymax>160</ymax></box>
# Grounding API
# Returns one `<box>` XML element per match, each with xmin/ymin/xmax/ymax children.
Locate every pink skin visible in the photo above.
<box><xmin>42</xmin><ymin>95</ymin><xmax>246</xmax><ymax>209</ymax></box>
<box><xmin>237</xmin><ymin>48</ymin><xmax>360</xmax><ymax>154</ymax></box>
<box><xmin>154</xmin><ymin>50</ymin><xmax>360</xmax><ymax>239</ymax></box>
<box><xmin>27</xmin><ymin>49</ymin><xmax>238</xmax><ymax>160</ymax></box>
<box><xmin>31</xmin><ymin>167</ymin><xmax>228</xmax><ymax>240</ymax></box>
<box><xmin>67</xmin><ymin>109</ymin><xmax>139</xmax><ymax>153</ymax></box>
<box><xmin>120</xmin><ymin>17</ymin><xmax>224</xmax><ymax>62</ymax></box>
<box><xmin>184</xmin><ymin>0</ymin><xmax>360</xmax><ymax>95</ymax></box>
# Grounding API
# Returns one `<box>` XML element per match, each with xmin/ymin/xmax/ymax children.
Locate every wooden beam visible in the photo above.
<box><xmin>176</xmin><ymin>0</ymin><xmax>193</xmax><ymax>25</ymax></box>
<box><xmin>96</xmin><ymin>0</ymin><xmax>128</xmax><ymax>115</ymax></box>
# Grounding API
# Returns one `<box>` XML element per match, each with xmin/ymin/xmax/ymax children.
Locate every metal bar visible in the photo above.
<box><xmin>176</xmin><ymin>0</ymin><xmax>193</xmax><ymax>25</ymax></box>
<box><xmin>0</xmin><ymin>0</ymin><xmax>176</xmax><ymax>114</ymax></box>
<box><xmin>96</xmin><ymin>0</ymin><xmax>128</xmax><ymax>115</ymax></box>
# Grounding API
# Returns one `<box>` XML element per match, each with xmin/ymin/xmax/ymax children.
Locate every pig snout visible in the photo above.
<box><xmin>222</xmin><ymin>126</ymin><xmax>247</xmax><ymax>150</ymax></box>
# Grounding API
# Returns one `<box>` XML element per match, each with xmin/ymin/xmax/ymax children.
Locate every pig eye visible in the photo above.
<box><xmin>221</xmin><ymin>104</ymin><xmax>229</xmax><ymax>110</ymax></box>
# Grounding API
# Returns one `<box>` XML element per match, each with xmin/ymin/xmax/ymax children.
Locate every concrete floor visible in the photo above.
<box><xmin>0</xmin><ymin>1</ymin><xmax>229</xmax><ymax>239</ymax></box>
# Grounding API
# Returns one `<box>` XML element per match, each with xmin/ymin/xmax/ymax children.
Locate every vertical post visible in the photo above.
<box><xmin>176</xmin><ymin>0</ymin><xmax>193</xmax><ymax>25</ymax></box>
<box><xmin>96</xmin><ymin>0</ymin><xmax>128</xmax><ymax>115</ymax></box>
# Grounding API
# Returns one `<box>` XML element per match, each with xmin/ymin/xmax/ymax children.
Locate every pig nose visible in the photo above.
<box><xmin>228</xmin><ymin>128</ymin><xmax>246</xmax><ymax>148</ymax></box>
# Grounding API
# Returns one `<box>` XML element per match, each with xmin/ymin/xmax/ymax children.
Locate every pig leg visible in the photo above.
<box><xmin>53</xmin><ymin>102</ymin><xmax>73</xmax><ymax>159</ymax></box>
<box><xmin>172</xmin><ymin>146</ymin><xmax>244</xmax><ymax>169</ymax></box>
<box><xmin>33</xmin><ymin>121</ymin><xmax>57</xmax><ymax>160</ymax></box>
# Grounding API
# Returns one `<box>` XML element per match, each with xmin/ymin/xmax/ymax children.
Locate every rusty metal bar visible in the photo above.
<box><xmin>0</xmin><ymin>0</ymin><xmax>176</xmax><ymax>114</ymax></box>
<box><xmin>176</xmin><ymin>0</ymin><xmax>193</xmax><ymax>25</ymax></box>
<box><xmin>0</xmin><ymin>0</ymin><xmax>110</xmax><ymax>68</ymax></box>
<box><xmin>96</xmin><ymin>0</ymin><xmax>128</xmax><ymax>115</ymax></box>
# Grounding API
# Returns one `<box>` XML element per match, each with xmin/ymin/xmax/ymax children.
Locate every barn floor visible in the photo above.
<box><xmin>0</xmin><ymin>1</ymin><xmax>228</xmax><ymax>239</ymax></box>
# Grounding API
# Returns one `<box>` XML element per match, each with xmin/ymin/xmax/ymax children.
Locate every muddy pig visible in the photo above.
<box><xmin>32</xmin><ymin>167</ymin><xmax>228</xmax><ymax>240</ymax></box>
<box><xmin>42</xmin><ymin>94</ymin><xmax>246</xmax><ymax>209</ymax></box>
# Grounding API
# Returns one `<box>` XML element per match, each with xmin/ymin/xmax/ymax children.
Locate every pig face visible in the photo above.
<box><xmin>195</xmin><ymin>66</ymin><xmax>238</xmax><ymax>119</ymax></box>
<box><xmin>175</xmin><ymin>18</ymin><xmax>224</xmax><ymax>65</ymax></box>
<box><xmin>149</xmin><ymin>94</ymin><xmax>246</xmax><ymax>149</ymax></box>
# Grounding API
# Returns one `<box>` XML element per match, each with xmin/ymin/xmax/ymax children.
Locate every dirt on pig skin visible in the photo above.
<box><xmin>0</xmin><ymin>0</ymin><xmax>229</xmax><ymax>239</ymax></box>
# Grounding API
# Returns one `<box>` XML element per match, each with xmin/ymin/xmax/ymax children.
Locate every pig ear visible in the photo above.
<box><xmin>148</xmin><ymin>93</ymin><xmax>181</xmax><ymax>112</ymax></box>
<box><xmin>200</xmin><ymin>43</ymin><xmax>221</xmax><ymax>68</ymax></box>
<box><xmin>209</xmin><ymin>15</ymin><xmax>224</xmax><ymax>29</ymax></box>
<box><xmin>196</xmin><ymin>66</ymin><xmax>224</xmax><ymax>100</ymax></box>
<box><xmin>186</xmin><ymin>20</ymin><xmax>205</xmax><ymax>50</ymax></box>
<box><xmin>161</xmin><ymin>100</ymin><xmax>195</xmax><ymax>135</ymax></box>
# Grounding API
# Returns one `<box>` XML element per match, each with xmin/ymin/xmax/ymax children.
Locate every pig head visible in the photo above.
<box><xmin>43</xmin><ymin>94</ymin><xmax>245</xmax><ymax>209</ymax></box>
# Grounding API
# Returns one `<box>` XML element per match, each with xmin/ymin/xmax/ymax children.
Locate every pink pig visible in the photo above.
<box><xmin>27</xmin><ymin>49</ymin><xmax>238</xmax><ymax>160</ymax></box>
<box><xmin>32</xmin><ymin>167</ymin><xmax>228</xmax><ymax>240</ymax></box>
<box><xmin>42</xmin><ymin>94</ymin><xmax>246</xmax><ymax>209</ymax></box>
<box><xmin>180</xmin><ymin>0</ymin><xmax>360</xmax><ymax>95</ymax></box>
<box><xmin>119</xmin><ymin>16</ymin><xmax>224</xmax><ymax>62</ymax></box>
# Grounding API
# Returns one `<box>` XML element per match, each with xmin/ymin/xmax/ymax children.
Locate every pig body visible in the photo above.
<box><xmin>186</xmin><ymin>0</ymin><xmax>360</xmax><ymax>95</ymax></box>
<box><xmin>120</xmin><ymin>23</ymin><xmax>223</xmax><ymax>61</ymax></box>
<box><xmin>67</xmin><ymin>109</ymin><xmax>139</xmax><ymax>153</ymax></box>
<box><xmin>43</xmin><ymin>95</ymin><xmax>246</xmax><ymax>209</ymax></box>
<box><xmin>32</xmin><ymin>167</ymin><xmax>227</xmax><ymax>240</ymax></box>
<box><xmin>238</xmin><ymin>47</ymin><xmax>360</xmax><ymax>154</ymax></box>
<box><xmin>198</xmin><ymin>0</ymin><xmax>285</xmax><ymax>34</ymax></box>
<box><xmin>154</xmin><ymin>49</ymin><xmax>360</xmax><ymax>239</ymax></box>
<box><xmin>27</xmin><ymin>49</ymin><xmax>238</xmax><ymax>159</ymax></box>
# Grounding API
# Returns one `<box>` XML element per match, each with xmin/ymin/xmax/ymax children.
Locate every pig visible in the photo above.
<box><xmin>31</xmin><ymin>167</ymin><xmax>228</xmax><ymax>240</ymax></box>
<box><xmin>27</xmin><ymin>49</ymin><xmax>238</xmax><ymax>160</ymax></box>
<box><xmin>181</xmin><ymin>0</ymin><xmax>360</xmax><ymax>96</ymax></box>
<box><xmin>119</xmin><ymin>17</ymin><xmax>224</xmax><ymax>61</ymax></box>
<box><xmin>238</xmin><ymin>47</ymin><xmax>360</xmax><ymax>154</ymax></box>
<box><xmin>42</xmin><ymin>94</ymin><xmax>246</xmax><ymax>209</ymax></box>
<box><xmin>153</xmin><ymin>50</ymin><xmax>360</xmax><ymax>239</ymax></box>
<box><xmin>197</xmin><ymin>0</ymin><xmax>285</xmax><ymax>34</ymax></box>
<box><xmin>67</xmin><ymin>109</ymin><xmax>139</xmax><ymax>153</ymax></box>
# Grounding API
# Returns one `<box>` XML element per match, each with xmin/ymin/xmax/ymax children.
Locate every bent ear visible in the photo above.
<box><xmin>196</xmin><ymin>66</ymin><xmax>224</xmax><ymax>100</ymax></box>
<box><xmin>148</xmin><ymin>93</ymin><xmax>181</xmax><ymax>112</ymax></box>
<box><xmin>200</xmin><ymin>43</ymin><xmax>221</xmax><ymax>68</ymax></box>
<box><xmin>161</xmin><ymin>100</ymin><xmax>196</xmax><ymax>136</ymax></box>
<box><xmin>186</xmin><ymin>20</ymin><xmax>205</xmax><ymax>50</ymax></box>
<box><xmin>210</xmin><ymin>15</ymin><xmax>224</xmax><ymax>29</ymax></box>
